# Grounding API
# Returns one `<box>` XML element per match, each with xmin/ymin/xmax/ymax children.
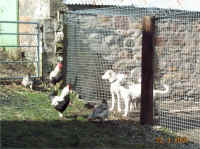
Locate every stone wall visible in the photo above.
<box><xmin>18</xmin><ymin>0</ymin><xmax>107</xmax><ymax>80</ymax></box>
<box><xmin>66</xmin><ymin>12</ymin><xmax>200</xmax><ymax>116</ymax></box>
<box><xmin>18</xmin><ymin>0</ymin><xmax>50</xmax><ymax>77</ymax></box>
<box><xmin>18</xmin><ymin>0</ymin><xmax>68</xmax><ymax>79</ymax></box>
<box><xmin>65</xmin><ymin>14</ymin><xmax>143</xmax><ymax>108</ymax></box>
<box><xmin>154</xmin><ymin>20</ymin><xmax>200</xmax><ymax>102</ymax></box>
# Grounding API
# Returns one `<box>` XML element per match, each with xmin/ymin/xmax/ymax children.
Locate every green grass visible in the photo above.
<box><xmin>0</xmin><ymin>84</ymin><xmax>180</xmax><ymax>149</ymax></box>
<box><xmin>0</xmin><ymin>84</ymin><xmax>133</xmax><ymax>148</ymax></box>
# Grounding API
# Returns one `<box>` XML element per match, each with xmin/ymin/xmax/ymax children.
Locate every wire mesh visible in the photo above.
<box><xmin>154</xmin><ymin>11</ymin><xmax>200</xmax><ymax>147</ymax></box>
<box><xmin>64</xmin><ymin>6</ymin><xmax>200</xmax><ymax>147</ymax></box>
<box><xmin>64</xmin><ymin>7</ymin><xmax>143</xmax><ymax>118</ymax></box>
<box><xmin>0</xmin><ymin>21</ymin><xmax>40</xmax><ymax>79</ymax></box>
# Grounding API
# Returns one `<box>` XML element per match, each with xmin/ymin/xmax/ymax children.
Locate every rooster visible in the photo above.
<box><xmin>49</xmin><ymin>62</ymin><xmax>63</xmax><ymax>85</ymax></box>
<box><xmin>21</xmin><ymin>73</ymin><xmax>34</xmax><ymax>90</ymax></box>
<box><xmin>88</xmin><ymin>99</ymin><xmax>109</xmax><ymax>122</ymax></box>
<box><xmin>49</xmin><ymin>84</ymin><xmax>72</xmax><ymax>118</ymax></box>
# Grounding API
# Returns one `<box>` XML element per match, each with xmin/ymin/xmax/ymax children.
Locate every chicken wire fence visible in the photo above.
<box><xmin>154</xmin><ymin>12</ymin><xmax>200</xmax><ymax>147</ymax></box>
<box><xmin>63</xmin><ymin>7</ymin><xmax>200</xmax><ymax>147</ymax></box>
<box><xmin>0</xmin><ymin>21</ymin><xmax>40</xmax><ymax>80</ymax></box>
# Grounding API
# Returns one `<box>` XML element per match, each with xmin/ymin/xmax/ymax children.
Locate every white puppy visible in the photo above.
<box><xmin>102</xmin><ymin>69</ymin><xmax>169</xmax><ymax>117</ymax></box>
<box><xmin>102</xmin><ymin>70</ymin><xmax>126</xmax><ymax>112</ymax></box>
<box><xmin>116</xmin><ymin>73</ymin><xmax>169</xmax><ymax>116</ymax></box>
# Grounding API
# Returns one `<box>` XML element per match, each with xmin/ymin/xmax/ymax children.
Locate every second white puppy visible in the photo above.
<box><xmin>102</xmin><ymin>69</ymin><xmax>169</xmax><ymax>117</ymax></box>
<box><xmin>116</xmin><ymin>73</ymin><xmax>169</xmax><ymax>116</ymax></box>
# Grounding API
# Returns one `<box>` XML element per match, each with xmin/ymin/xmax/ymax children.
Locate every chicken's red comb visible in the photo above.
<box><xmin>67</xmin><ymin>84</ymin><xmax>72</xmax><ymax>90</ymax></box>
<box><xmin>58</xmin><ymin>63</ymin><xmax>63</xmax><ymax>69</ymax></box>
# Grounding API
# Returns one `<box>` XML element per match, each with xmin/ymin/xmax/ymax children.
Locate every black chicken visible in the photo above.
<box><xmin>49</xmin><ymin>84</ymin><xmax>72</xmax><ymax>118</ymax></box>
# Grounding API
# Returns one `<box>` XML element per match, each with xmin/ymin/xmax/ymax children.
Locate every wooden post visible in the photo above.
<box><xmin>40</xmin><ymin>25</ymin><xmax>45</xmax><ymax>81</ymax></box>
<box><xmin>140</xmin><ymin>16</ymin><xmax>155</xmax><ymax>125</ymax></box>
<box><xmin>63</xmin><ymin>23</ymin><xmax>68</xmax><ymax>85</ymax></box>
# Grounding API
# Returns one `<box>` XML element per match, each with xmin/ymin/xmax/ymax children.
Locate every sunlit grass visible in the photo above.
<box><xmin>0</xmin><ymin>84</ymin><xmax>183</xmax><ymax>149</ymax></box>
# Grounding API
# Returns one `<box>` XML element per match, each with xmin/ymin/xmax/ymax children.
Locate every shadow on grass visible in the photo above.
<box><xmin>2</xmin><ymin>119</ymin><xmax>199</xmax><ymax>149</ymax></box>
<box><xmin>2</xmin><ymin>119</ymin><xmax>140</xmax><ymax>149</ymax></box>
<box><xmin>64</xmin><ymin>114</ymin><xmax>88</xmax><ymax>120</ymax></box>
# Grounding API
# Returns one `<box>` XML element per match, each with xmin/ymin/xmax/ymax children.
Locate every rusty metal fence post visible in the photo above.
<box><xmin>140</xmin><ymin>16</ymin><xmax>155</xmax><ymax>125</ymax></box>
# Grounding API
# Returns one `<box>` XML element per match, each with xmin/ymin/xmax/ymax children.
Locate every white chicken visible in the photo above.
<box><xmin>49</xmin><ymin>62</ymin><xmax>63</xmax><ymax>85</ymax></box>
<box><xmin>21</xmin><ymin>73</ymin><xmax>34</xmax><ymax>90</ymax></box>
<box><xmin>88</xmin><ymin>99</ymin><xmax>109</xmax><ymax>122</ymax></box>
<box><xmin>49</xmin><ymin>84</ymin><xmax>72</xmax><ymax>118</ymax></box>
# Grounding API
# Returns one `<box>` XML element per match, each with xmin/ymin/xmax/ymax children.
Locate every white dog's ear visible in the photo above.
<box><xmin>102</xmin><ymin>70</ymin><xmax>111</xmax><ymax>80</ymax></box>
<box><xmin>108</xmin><ymin>71</ymin><xmax>113</xmax><ymax>77</ymax></box>
<box><xmin>108</xmin><ymin>70</ymin><xmax>115</xmax><ymax>79</ymax></box>
<box><xmin>108</xmin><ymin>70</ymin><xmax>117</xmax><ymax>83</ymax></box>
